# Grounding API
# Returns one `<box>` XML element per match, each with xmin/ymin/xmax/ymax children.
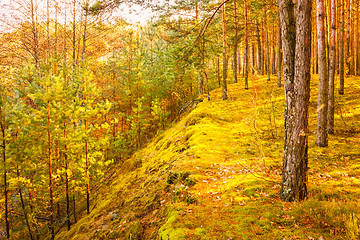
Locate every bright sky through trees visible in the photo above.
<box><xmin>0</xmin><ymin>0</ymin><xmax>155</xmax><ymax>32</ymax></box>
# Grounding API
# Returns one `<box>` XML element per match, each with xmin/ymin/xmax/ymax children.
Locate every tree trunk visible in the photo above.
<box><xmin>64</xmin><ymin>120</ymin><xmax>71</xmax><ymax>230</ymax></box>
<box><xmin>339</xmin><ymin>0</ymin><xmax>345</xmax><ymax>94</ymax></box>
<box><xmin>328</xmin><ymin>0</ymin><xmax>336</xmax><ymax>134</ymax></box>
<box><xmin>279</xmin><ymin>0</ymin><xmax>311</xmax><ymax>202</ymax></box>
<box><xmin>264</xmin><ymin>10</ymin><xmax>270</xmax><ymax>81</ymax></box>
<box><xmin>277</xmin><ymin>25</ymin><xmax>282</xmax><ymax>87</ymax></box>
<box><xmin>346</xmin><ymin>0</ymin><xmax>351</xmax><ymax>75</ymax></box>
<box><xmin>47</xmin><ymin>86</ymin><xmax>55</xmax><ymax>240</ymax></box>
<box><xmin>272</xmin><ymin>25</ymin><xmax>276</xmax><ymax>75</ymax></box>
<box><xmin>17</xmin><ymin>166</ymin><xmax>34</xmax><ymax>240</ymax></box>
<box><xmin>30</xmin><ymin>0</ymin><xmax>39</xmax><ymax>68</ymax></box>
<box><xmin>196</xmin><ymin>3</ymin><xmax>204</xmax><ymax>96</ymax></box>
<box><xmin>1</xmin><ymin>106</ymin><xmax>9</xmax><ymax>239</ymax></box>
<box><xmin>316</xmin><ymin>0</ymin><xmax>329</xmax><ymax>147</ymax></box>
<box><xmin>244</xmin><ymin>0</ymin><xmax>249</xmax><ymax>89</ymax></box>
<box><xmin>256</xmin><ymin>19</ymin><xmax>262</xmax><ymax>75</ymax></box>
<box><xmin>357</xmin><ymin>1</ymin><xmax>360</xmax><ymax>75</ymax></box>
<box><xmin>222</xmin><ymin>2</ymin><xmax>228</xmax><ymax>100</ymax></box>
<box><xmin>233</xmin><ymin>0</ymin><xmax>238</xmax><ymax>83</ymax></box>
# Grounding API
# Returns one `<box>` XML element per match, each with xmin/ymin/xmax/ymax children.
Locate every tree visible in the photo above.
<box><xmin>0</xmin><ymin>88</ymin><xmax>10</xmax><ymax>238</ymax></box>
<box><xmin>339</xmin><ymin>0</ymin><xmax>345</xmax><ymax>95</ymax></box>
<box><xmin>233</xmin><ymin>0</ymin><xmax>238</xmax><ymax>84</ymax></box>
<box><xmin>244</xmin><ymin>0</ymin><xmax>249</xmax><ymax>89</ymax></box>
<box><xmin>279</xmin><ymin>0</ymin><xmax>312</xmax><ymax>202</ymax></box>
<box><xmin>222</xmin><ymin>1</ymin><xmax>228</xmax><ymax>100</ymax></box>
<box><xmin>316</xmin><ymin>0</ymin><xmax>328</xmax><ymax>147</ymax></box>
<box><xmin>328</xmin><ymin>0</ymin><xmax>336</xmax><ymax>134</ymax></box>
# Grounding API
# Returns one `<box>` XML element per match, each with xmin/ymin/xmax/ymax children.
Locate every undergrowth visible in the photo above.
<box><xmin>56</xmin><ymin>75</ymin><xmax>360</xmax><ymax>240</ymax></box>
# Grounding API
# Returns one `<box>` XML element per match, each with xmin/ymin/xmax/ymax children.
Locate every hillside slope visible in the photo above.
<box><xmin>56</xmin><ymin>76</ymin><xmax>360</xmax><ymax>240</ymax></box>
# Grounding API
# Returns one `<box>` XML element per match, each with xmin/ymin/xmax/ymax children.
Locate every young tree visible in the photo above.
<box><xmin>279</xmin><ymin>0</ymin><xmax>312</xmax><ymax>202</ymax></box>
<box><xmin>0</xmin><ymin>91</ymin><xmax>10</xmax><ymax>238</ymax></box>
<box><xmin>316</xmin><ymin>0</ymin><xmax>329</xmax><ymax>147</ymax></box>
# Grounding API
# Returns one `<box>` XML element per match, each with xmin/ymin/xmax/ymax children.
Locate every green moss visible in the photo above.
<box><xmin>56</xmin><ymin>76</ymin><xmax>360</xmax><ymax>240</ymax></box>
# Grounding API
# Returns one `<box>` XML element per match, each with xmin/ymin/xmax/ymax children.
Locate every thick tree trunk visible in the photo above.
<box><xmin>222</xmin><ymin>2</ymin><xmax>228</xmax><ymax>100</ymax></box>
<box><xmin>279</xmin><ymin>0</ymin><xmax>311</xmax><ymax>202</ymax></box>
<box><xmin>316</xmin><ymin>0</ymin><xmax>329</xmax><ymax>147</ymax></box>
<box><xmin>339</xmin><ymin>0</ymin><xmax>345</xmax><ymax>94</ymax></box>
<box><xmin>244</xmin><ymin>0</ymin><xmax>249</xmax><ymax>89</ymax></box>
<box><xmin>328</xmin><ymin>0</ymin><xmax>336</xmax><ymax>134</ymax></box>
<box><xmin>233</xmin><ymin>0</ymin><xmax>238</xmax><ymax>83</ymax></box>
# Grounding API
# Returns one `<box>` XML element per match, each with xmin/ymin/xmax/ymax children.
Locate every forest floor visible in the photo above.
<box><xmin>56</xmin><ymin>75</ymin><xmax>360</xmax><ymax>240</ymax></box>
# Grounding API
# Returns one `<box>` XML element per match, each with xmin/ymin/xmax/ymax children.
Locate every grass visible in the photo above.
<box><xmin>56</xmin><ymin>74</ymin><xmax>360</xmax><ymax>240</ymax></box>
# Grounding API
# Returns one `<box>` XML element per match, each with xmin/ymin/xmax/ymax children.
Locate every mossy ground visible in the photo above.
<box><xmin>57</xmin><ymin>75</ymin><xmax>360</xmax><ymax>240</ymax></box>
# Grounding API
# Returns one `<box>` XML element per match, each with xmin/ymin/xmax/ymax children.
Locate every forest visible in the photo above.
<box><xmin>0</xmin><ymin>0</ymin><xmax>359</xmax><ymax>239</ymax></box>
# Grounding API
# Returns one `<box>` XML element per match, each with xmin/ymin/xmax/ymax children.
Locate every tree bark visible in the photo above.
<box><xmin>233</xmin><ymin>0</ymin><xmax>238</xmax><ymax>83</ymax></box>
<box><xmin>256</xmin><ymin>19</ymin><xmax>262</xmax><ymax>75</ymax></box>
<box><xmin>328</xmin><ymin>0</ymin><xmax>336</xmax><ymax>134</ymax></box>
<box><xmin>47</xmin><ymin>86</ymin><xmax>55</xmax><ymax>240</ymax></box>
<box><xmin>346</xmin><ymin>0</ymin><xmax>351</xmax><ymax>75</ymax></box>
<box><xmin>244</xmin><ymin>0</ymin><xmax>249</xmax><ymax>89</ymax></box>
<box><xmin>339</xmin><ymin>0</ymin><xmax>345</xmax><ymax>94</ymax></box>
<box><xmin>357</xmin><ymin>1</ymin><xmax>360</xmax><ymax>75</ymax></box>
<box><xmin>316</xmin><ymin>0</ymin><xmax>329</xmax><ymax>147</ymax></box>
<box><xmin>1</xmin><ymin>106</ymin><xmax>9</xmax><ymax>239</ymax></box>
<box><xmin>222</xmin><ymin>1</ymin><xmax>228</xmax><ymax>100</ymax></box>
<box><xmin>277</xmin><ymin>25</ymin><xmax>282</xmax><ymax>87</ymax></box>
<box><xmin>279</xmin><ymin>0</ymin><xmax>311</xmax><ymax>202</ymax></box>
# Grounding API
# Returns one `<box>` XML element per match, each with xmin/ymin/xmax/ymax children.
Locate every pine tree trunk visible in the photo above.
<box><xmin>222</xmin><ymin>2</ymin><xmax>228</xmax><ymax>100</ymax></box>
<box><xmin>47</xmin><ymin>86</ymin><xmax>55</xmax><ymax>240</ymax></box>
<box><xmin>233</xmin><ymin>0</ymin><xmax>238</xmax><ymax>83</ymax></box>
<box><xmin>17</xmin><ymin>167</ymin><xmax>34</xmax><ymax>240</ymax></box>
<box><xmin>196</xmin><ymin>3</ymin><xmax>204</xmax><ymax>95</ymax></box>
<box><xmin>265</xmin><ymin>11</ymin><xmax>270</xmax><ymax>81</ymax></box>
<box><xmin>72</xmin><ymin>0</ymin><xmax>76</xmax><ymax>67</ymax></box>
<box><xmin>339</xmin><ymin>0</ymin><xmax>345</xmax><ymax>94</ymax></box>
<box><xmin>279</xmin><ymin>0</ymin><xmax>311</xmax><ymax>202</ymax></box>
<box><xmin>244</xmin><ymin>0</ymin><xmax>249</xmax><ymax>89</ymax></box>
<box><xmin>1</xmin><ymin>106</ymin><xmax>9</xmax><ymax>239</ymax></box>
<box><xmin>328</xmin><ymin>0</ymin><xmax>336</xmax><ymax>134</ymax></box>
<box><xmin>64</xmin><ymin>121</ymin><xmax>71</xmax><ymax>230</ymax></box>
<box><xmin>277</xmin><ymin>25</ymin><xmax>282</xmax><ymax>87</ymax></box>
<box><xmin>346</xmin><ymin>0</ymin><xmax>351</xmax><ymax>75</ymax></box>
<box><xmin>316</xmin><ymin>0</ymin><xmax>329</xmax><ymax>147</ymax></box>
<box><xmin>357</xmin><ymin>1</ymin><xmax>360</xmax><ymax>75</ymax></box>
<box><xmin>30</xmin><ymin>0</ymin><xmax>39</xmax><ymax>68</ymax></box>
<box><xmin>272</xmin><ymin>25</ymin><xmax>276</xmax><ymax>75</ymax></box>
<box><xmin>256</xmin><ymin>19</ymin><xmax>262</xmax><ymax>75</ymax></box>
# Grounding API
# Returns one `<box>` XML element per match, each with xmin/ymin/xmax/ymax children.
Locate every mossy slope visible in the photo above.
<box><xmin>57</xmin><ymin>75</ymin><xmax>360</xmax><ymax>240</ymax></box>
